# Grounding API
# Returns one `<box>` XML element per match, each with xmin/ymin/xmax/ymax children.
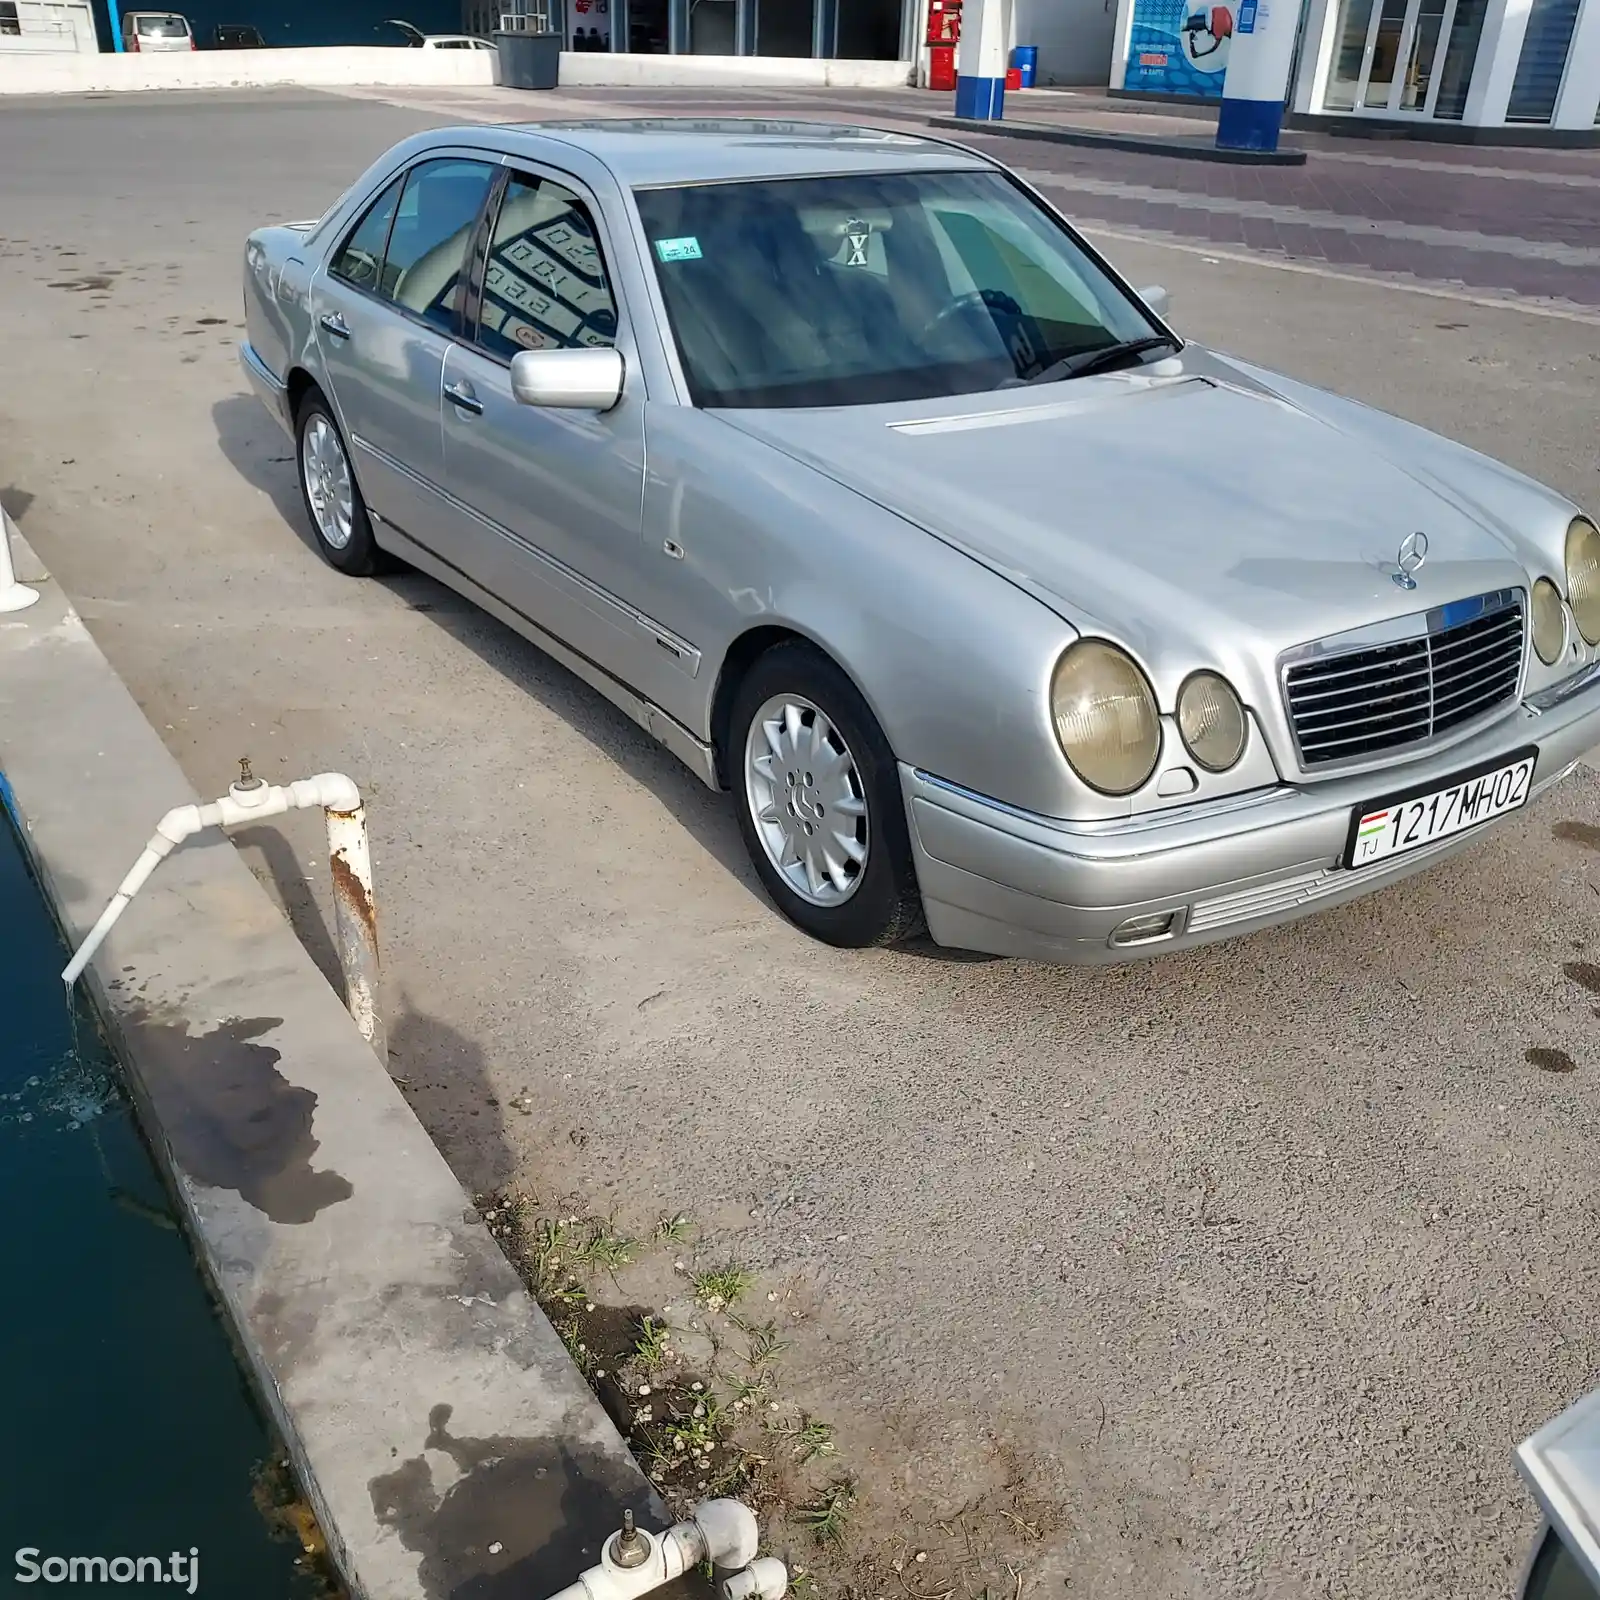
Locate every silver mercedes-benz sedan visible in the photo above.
<box><xmin>239</xmin><ymin>118</ymin><xmax>1600</xmax><ymax>964</ymax></box>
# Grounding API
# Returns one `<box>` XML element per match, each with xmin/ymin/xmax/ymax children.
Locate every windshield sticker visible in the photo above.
<box><xmin>654</xmin><ymin>236</ymin><xmax>702</xmax><ymax>263</ymax></box>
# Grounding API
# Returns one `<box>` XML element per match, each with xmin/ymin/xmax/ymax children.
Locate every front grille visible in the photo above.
<box><xmin>1283</xmin><ymin>592</ymin><xmax>1525</xmax><ymax>767</ymax></box>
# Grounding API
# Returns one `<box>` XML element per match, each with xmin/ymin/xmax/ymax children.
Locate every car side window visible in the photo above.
<box><xmin>475</xmin><ymin>172</ymin><xmax>618</xmax><ymax>361</ymax></box>
<box><xmin>383</xmin><ymin>158</ymin><xmax>498</xmax><ymax>332</ymax></box>
<box><xmin>329</xmin><ymin>174</ymin><xmax>404</xmax><ymax>292</ymax></box>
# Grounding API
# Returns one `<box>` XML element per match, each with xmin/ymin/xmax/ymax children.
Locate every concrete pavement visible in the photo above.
<box><xmin>4</xmin><ymin>85</ymin><xmax>1600</xmax><ymax>1600</ymax></box>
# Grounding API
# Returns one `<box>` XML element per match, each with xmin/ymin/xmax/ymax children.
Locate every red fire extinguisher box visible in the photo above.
<box><xmin>925</xmin><ymin>0</ymin><xmax>960</xmax><ymax>89</ymax></box>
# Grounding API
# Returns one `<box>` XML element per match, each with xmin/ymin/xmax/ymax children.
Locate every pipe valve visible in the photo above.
<box><xmin>540</xmin><ymin>1500</ymin><xmax>785</xmax><ymax>1600</ymax></box>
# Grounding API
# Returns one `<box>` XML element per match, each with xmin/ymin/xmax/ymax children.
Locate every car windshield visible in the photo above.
<box><xmin>633</xmin><ymin>169</ymin><xmax>1163</xmax><ymax>409</ymax></box>
<box><xmin>135</xmin><ymin>13</ymin><xmax>189</xmax><ymax>32</ymax></box>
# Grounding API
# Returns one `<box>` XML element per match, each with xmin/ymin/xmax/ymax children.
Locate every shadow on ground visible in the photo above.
<box><xmin>1</xmin><ymin>485</ymin><xmax>35</xmax><ymax>524</ymax></box>
<box><xmin>387</xmin><ymin>986</ymin><xmax>518</xmax><ymax>1196</ymax></box>
<box><xmin>230</xmin><ymin>823</ymin><xmax>344</xmax><ymax>993</ymax></box>
<box><xmin>212</xmin><ymin>394</ymin><xmax>318</xmax><ymax>561</ymax></box>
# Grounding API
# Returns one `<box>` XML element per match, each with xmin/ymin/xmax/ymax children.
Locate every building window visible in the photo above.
<box><xmin>0</xmin><ymin>3</ymin><xmax>21</xmax><ymax>34</ymax></box>
<box><xmin>1506</xmin><ymin>0</ymin><xmax>1581</xmax><ymax>120</ymax></box>
<box><xmin>1431</xmin><ymin>0</ymin><xmax>1488</xmax><ymax>117</ymax></box>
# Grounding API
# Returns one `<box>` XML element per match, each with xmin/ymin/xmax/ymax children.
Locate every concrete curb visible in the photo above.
<box><xmin>928</xmin><ymin>114</ymin><xmax>1309</xmax><ymax>165</ymax></box>
<box><xmin>0</xmin><ymin>513</ymin><xmax>688</xmax><ymax>1600</ymax></box>
<box><xmin>0</xmin><ymin>47</ymin><xmax>911</xmax><ymax>97</ymax></box>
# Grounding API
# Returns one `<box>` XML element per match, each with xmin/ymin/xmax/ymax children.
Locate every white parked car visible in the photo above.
<box><xmin>120</xmin><ymin>9</ymin><xmax>194</xmax><ymax>50</ymax></box>
<box><xmin>384</xmin><ymin>18</ymin><xmax>496</xmax><ymax>46</ymax></box>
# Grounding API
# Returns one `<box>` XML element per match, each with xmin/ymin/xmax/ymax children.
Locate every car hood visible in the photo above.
<box><xmin>718</xmin><ymin>356</ymin><xmax>1535</xmax><ymax>706</ymax></box>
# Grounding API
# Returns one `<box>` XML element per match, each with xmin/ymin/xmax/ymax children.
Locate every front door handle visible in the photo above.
<box><xmin>318</xmin><ymin>312</ymin><xmax>350</xmax><ymax>341</ymax></box>
<box><xmin>444</xmin><ymin>380</ymin><xmax>484</xmax><ymax>416</ymax></box>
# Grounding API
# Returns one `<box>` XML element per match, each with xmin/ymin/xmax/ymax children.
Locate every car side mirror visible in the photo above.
<box><xmin>509</xmin><ymin>348</ymin><xmax>625</xmax><ymax>412</ymax></box>
<box><xmin>1138</xmin><ymin>284</ymin><xmax>1171</xmax><ymax>319</ymax></box>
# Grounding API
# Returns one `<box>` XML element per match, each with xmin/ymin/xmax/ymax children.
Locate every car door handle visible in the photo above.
<box><xmin>318</xmin><ymin>312</ymin><xmax>350</xmax><ymax>341</ymax></box>
<box><xmin>444</xmin><ymin>381</ymin><xmax>484</xmax><ymax>416</ymax></box>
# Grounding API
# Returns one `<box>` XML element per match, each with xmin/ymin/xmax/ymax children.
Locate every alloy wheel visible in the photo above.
<box><xmin>743</xmin><ymin>694</ymin><xmax>870</xmax><ymax>907</ymax></box>
<box><xmin>302</xmin><ymin>413</ymin><xmax>355</xmax><ymax>551</ymax></box>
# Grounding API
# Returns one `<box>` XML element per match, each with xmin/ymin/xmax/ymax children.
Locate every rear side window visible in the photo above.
<box><xmin>329</xmin><ymin>174</ymin><xmax>403</xmax><ymax>293</ymax></box>
<box><xmin>386</xmin><ymin>159</ymin><xmax>497</xmax><ymax>332</ymax></box>
<box><xmin>326</xmin><ymin>158</ymin><xmax>497</xmax><ymax>334</ymax></box>
<box><xmin>475</xmin><ymin>172</ymin><xmax>617</xmax><ymax>361</ymax></box>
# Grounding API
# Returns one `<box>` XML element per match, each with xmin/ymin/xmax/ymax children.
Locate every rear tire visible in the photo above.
<box><xmin>730</xmin><ymin>642</ymin><xmax>925</xmax><ymax>949</ymax></box>
<box><xmin>295</xmin><ymin>390</ymin><xmax>390</xmax><ymax>577</ymax></box>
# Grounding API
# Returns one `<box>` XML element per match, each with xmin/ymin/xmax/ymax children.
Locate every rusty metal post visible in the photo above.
<box><xmin>325</xmin><ymin>801</ymin><xmax>385</xmax><ymax>1062</ymax></box>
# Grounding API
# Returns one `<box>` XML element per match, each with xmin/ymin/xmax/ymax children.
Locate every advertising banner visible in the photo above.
<box><xmin>1123</xmin><ymin>0</ymin><xmax>1236</xmax><ymax>95</ymax></box>
<box><xmin>568</xmin><ymin>0</ymin><xmax>610</xmax><ymax>49</ymax></box>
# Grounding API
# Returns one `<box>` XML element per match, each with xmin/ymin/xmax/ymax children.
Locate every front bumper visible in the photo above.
<box><xmin>905</xmin><ymin>671</ymin><xmax>1600</xmax><ymax>964</ymax></box>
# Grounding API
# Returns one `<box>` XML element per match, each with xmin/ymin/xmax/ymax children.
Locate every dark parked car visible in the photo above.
<box><xmin>211</xmin><ymin>22</ymin><xmax>265</xmax><ymax>44</ymax></box>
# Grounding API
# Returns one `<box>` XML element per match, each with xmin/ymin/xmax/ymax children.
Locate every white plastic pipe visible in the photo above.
<box><xmin>542</xmin><ymin>1501</ymin><xmax>771</xmax><ymax>1600</ymax></box>
<box><xmin>61</xmin><ymin>772</ymin><xmax>364</xmax><ymax>989</ymax></box>
<box><xmin>722</xmin><ymin>1559</ymin><xmax>789</xmax><ymax>1600</ymax></box>
<box><xmin>690</xmin><ymin>1500</ymin><xmax>760</xmax><ymax>1570</ymax></box>
<box><xmin>0</xmin><ymin>509</ymin><xmax>40</xmax><ymax>614</ymax></box>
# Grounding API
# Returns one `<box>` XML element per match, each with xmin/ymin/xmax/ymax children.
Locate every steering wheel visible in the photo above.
<box><xmin>918</xmin><ymin>287</ymin><xmax>1024</xmax><ymax>342</ymax></box>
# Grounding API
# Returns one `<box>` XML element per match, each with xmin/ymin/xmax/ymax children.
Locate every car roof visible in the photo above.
<box><xmin>481</xmin><ymin>119</ymin><xmax>995</xmax><ymax>187</ymax></box>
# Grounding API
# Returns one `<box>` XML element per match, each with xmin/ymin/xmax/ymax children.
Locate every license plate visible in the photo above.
<box><xmin>1346</xmin><ymin>748</ymin><xmax>1537</xmax><ymax>869</ymax></box>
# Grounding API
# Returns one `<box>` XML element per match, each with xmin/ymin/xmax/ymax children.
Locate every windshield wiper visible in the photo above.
<box><xmin>1016</xmin><ymin>333</ymin><xmax>1180</xmax><ymax>387</ymax></box>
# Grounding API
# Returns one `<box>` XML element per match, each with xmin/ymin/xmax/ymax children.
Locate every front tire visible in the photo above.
<box><xmin>730</xmin><ymin>642</ymin><xmax>924</xmax><ymax>949</ymax></box>
<box><xmin>295</xmin><ymin>390</ymin><xmax>389</xmax><ymax>576</ymax></box>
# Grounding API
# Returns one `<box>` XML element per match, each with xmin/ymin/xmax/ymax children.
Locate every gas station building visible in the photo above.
<box><xmin>1110</xmin><ymin>0</ymin><xmax>1600</xmax><ymax>135</ymax></box>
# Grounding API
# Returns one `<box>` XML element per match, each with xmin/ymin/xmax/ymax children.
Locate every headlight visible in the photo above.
<box><xmin>1176</xmin><ymin>671</ymin><xmax>1247</xmax><ymax>772</ymax></box>
<box><xmin>1531</xmin><ymin>577</ymin><xmax>1566</xmax><ymax>666</ymax></box>
<box><xmin>1050</xmin><ymin>640</ymin><xmax>1161</xmax><ymax>795</ymax></box>
<box><xmin>1565</xmin><ymin>517</ymin><xmax>1600</xmax><ymax>646</ymax></box>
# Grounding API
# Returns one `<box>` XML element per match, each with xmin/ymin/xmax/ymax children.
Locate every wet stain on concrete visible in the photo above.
<box><xmin>127</xmin><ymin>1009</ymin><xmax>352</xmax><ymax>1224</ymax></box>
<box><xmin>1526</xmin><ymin>1047</ymin><xmax>1577</xmax><ymax>1074</ymax></box>
<box><xmin>253</xmin><ymin>1287</ymin><xmax>330</xmax><ymax>1378</ymax></box>
<box><xmin>1553</xmin><ymin>821</ymin><xmax>1600</xmax><ymax>850</ymax></box>
<box><xmin>1564</xmin><ymin>961</ymin><xmax>1600</xmax><ymax>994</ymax></box>
<box><xmin>369</xmin><ymin>1403</ymin><xmax>671</xmax><ymax>1600</ymax></box>
<box><xmin>47</xmin><ymin>274</ymin><xmax>116</xmax><ymax>293</ymax></box>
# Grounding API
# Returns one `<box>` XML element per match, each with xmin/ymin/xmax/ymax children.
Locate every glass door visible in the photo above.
<box><xmin>687</xmin><ymin>0</ymin><xmax>739</xmax><ymax>49</ymax></box>
<box><xmin>1395</xmin><ymin>0</ymin><xmax>1450</xmax><ymax>109</ymax></box>
<box><xmin>754</xmin><ymin>0</ymin><xmax>815</xmax><ymax>54</ymax></box>
<box><xmin>1360</xmin><ymin>0</ymin><xmax>1410</xmax><ymax>105</ymax></box>
<box><xmin>1322</xmin><ymin>0</ymin><xmax>1463</xmax><ymax>113</ymax></box>
<box><xmin>1324</xmin><ymin>0</ymin><xmax>1377</xmax><ymax>109</ymax></box>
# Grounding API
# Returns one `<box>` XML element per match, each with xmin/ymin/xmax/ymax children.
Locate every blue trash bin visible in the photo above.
<box><xmin>1011</xmin><ymin>44</ymin><xmax>1037</xmax><ymax>86</ymax></box>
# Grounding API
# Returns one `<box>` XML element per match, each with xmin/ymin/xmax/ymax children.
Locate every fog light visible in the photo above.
<box><xmin>1109</xmin><ymin>910</ymin><xmax>1181</xmax><ymax>947</ymax></box>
